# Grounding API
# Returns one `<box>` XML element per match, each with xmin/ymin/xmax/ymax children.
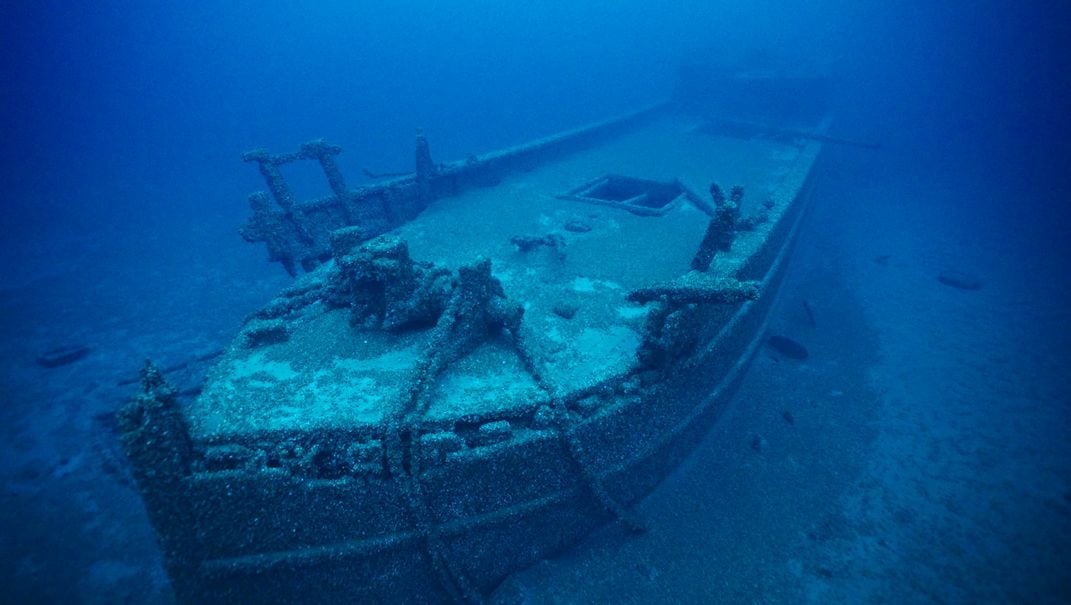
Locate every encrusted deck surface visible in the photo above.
<box><xmin>189</xmin><ymin>115</ymin><xmax>810</xmax><ymax>440</ymax></box>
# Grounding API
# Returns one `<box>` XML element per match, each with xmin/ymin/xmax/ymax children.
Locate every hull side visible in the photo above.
<box><xmin>152</xmin><ymin>142</ymin><xmax>825</xmax><ymax>604</ymax></box>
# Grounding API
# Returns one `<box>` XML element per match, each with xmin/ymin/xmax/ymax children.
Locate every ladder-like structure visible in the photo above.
<box><xmin>240</xmin><ymin>136</ymin><xmax>435</xmax><ymax>276</ymax></box>
<box><xmin>239</xmin><ymin>106</ymin><xmax>664</xmax><ymax>276</ymax></box>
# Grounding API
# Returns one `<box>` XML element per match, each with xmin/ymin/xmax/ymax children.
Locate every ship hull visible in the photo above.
<box><xmin>137</xmin><ymin>145</ymin><xmax>823</xmax><ymax>605</ymax></box>
<box><xmin>118</xmin><ymin>69</ymin><xmax>831</xmax><ymax>601</ymax></box>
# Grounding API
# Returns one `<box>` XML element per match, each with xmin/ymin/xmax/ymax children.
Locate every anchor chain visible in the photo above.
<box><xmin>508</xmin><ymin>328</ymin><xmax>646</xmax><ymax>534</ymax></box>
<box><xmin>383</xmin><ymin>292</ymin><xmax>484</xmax><ymax>604</ymax></box>
<box><xmin>383</xmin><ymin>257</ymin><xmax>643</xmax><ymax>604</ymax></box>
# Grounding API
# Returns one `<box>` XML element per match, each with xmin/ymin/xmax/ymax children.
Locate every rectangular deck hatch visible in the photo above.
<box><xmin>559</xmin><ymin>174</ymin><xmax>686</xmax><ymax>216</ymax></box>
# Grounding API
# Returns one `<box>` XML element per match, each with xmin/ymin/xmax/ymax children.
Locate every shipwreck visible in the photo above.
<box><xmin>119</xmin><ymin>71</ymin><xmax>831</xmax><ymax>603</ymax></box>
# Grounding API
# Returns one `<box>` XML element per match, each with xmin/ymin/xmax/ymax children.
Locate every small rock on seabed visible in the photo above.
<box><xmin>937</xmin><ymin>270</ymin><xmax>983</xmax><ymax>291</ymax></box>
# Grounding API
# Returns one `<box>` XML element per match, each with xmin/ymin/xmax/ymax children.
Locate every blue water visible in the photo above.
<box><xmin>2</xmin><ymin>2</ymin><xmax>1069</xmax><ymax>603</ymax></box>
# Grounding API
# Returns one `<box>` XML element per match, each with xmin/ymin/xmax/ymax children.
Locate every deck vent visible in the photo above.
<box><xmin>559</xmin><ymin>175</ymin><xmax>687</xmax><ymax>216</ymax></box>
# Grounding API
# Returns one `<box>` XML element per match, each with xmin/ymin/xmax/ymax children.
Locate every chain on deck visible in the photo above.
<box><xmin>508</xmin><ymin>328</ymin><xmax>646</xmax><ymax>535</ymax></box>
<box><xmin>380</xmin><ymin>278</ymin><xmax>648</xmax><ymax>603</ymax></box>
<box><xmin>383</xmin><ymin>292</ymin><xmax>483</xmax><ymax>604</ymax></box>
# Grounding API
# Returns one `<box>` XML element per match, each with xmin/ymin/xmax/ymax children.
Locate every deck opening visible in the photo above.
<box><xmin>559</xmin><ymin>175</ymin><xmax>686</xmax><ymax>216</ymax></box>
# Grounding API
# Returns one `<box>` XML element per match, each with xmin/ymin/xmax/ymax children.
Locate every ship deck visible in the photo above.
<box><xmin>188</xmin><ymin>113</ymin><xmax>813</xmax><ymax>441</ymax></box>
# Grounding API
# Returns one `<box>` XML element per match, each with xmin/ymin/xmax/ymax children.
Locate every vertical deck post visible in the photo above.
<box><xmin>301</xmin><ymin>140</ymin><xmax>348</xmax><ymax>199</ymax></box>
<box><xmin>415</xmin><ymin>130</ymin><xmax>437</xmax><ymax>204</ymax></box>
<box><xmin>118</xmin><ymin>362</ymin><xmax>201</xmax><ymax>602</ymax></box>
<box><xmin>243</xmin><ymin>151</ymin><xmax>296</xmax><ymax>212</ymax></box>
<box><xmin>691</xmin><ymin>183</ymin><xmax>741</xmax><ymax>271</ymax></box>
